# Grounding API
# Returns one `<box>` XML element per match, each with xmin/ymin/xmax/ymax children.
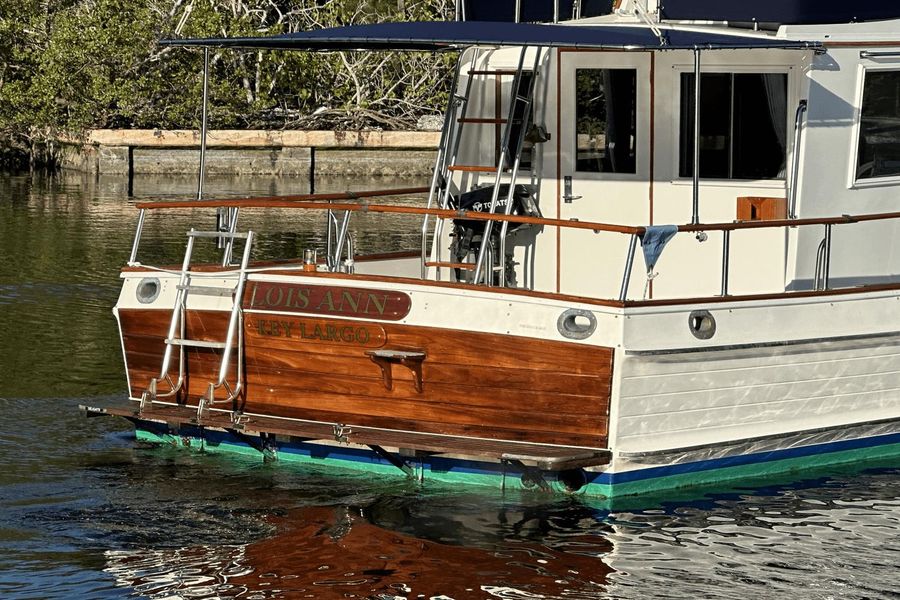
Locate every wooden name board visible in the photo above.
<box><xmin>245</xmin><ymin>282</ymin><xmax>412</xmax><ymax>321</ymax></box>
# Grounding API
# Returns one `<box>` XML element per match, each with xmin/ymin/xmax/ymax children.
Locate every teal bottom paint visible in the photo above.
<box><xmin>133</xmin><ymin>424</ymin><xmax>900</xmax><ymax>502</ymax></box>
<box><xmin>579</xmin><ymin>442</ymin><xmax>900</xmax><ymax>500</ymax></box>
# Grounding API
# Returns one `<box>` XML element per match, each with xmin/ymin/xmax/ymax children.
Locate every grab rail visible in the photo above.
<box><xmin>136</xmin><ymin>193</ymin><xmax>900</xmax><ymax>228</ymax></box>
<box><xmin>788</xmin><ymin>100</ymin><xmax>808</xmax><ymax>219</ymax></box>
<box><xmin>130</xmin><ymin>192</ymin><xmax>900</xmax><ymax>300</ymax></box>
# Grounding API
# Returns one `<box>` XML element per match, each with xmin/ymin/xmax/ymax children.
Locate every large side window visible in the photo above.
<box><xmin>575</xmin><ymin>68</ymin><xmax>637</xmax><ymax>174</ymax></box>
<box><xmin>857</xmin><ymin>71</ymin><xmax>900</xmax><ymax>180</ymax></box>
<box><xmin>679</xmin><ymin>73</ymin><xmax>787</xmax><ymax>180</ymax></box>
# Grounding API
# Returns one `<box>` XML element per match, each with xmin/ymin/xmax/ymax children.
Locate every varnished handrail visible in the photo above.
<box><xmin>136</xmin><ymin>197</ymin><xmax>644</xmax><ymax>235</ymax></box>
<box><xmin>132</xmin><ymin>189</ymin><xmax>900</xmax><ymax>297</ymax></box>
<box><xmin>678</xmin><ymin>213</ymin><xmax>887</xmax><ymax>232</ymax></box>
<box><xmin>135</xmin><ymin>192</ymin><xmax>900</xmax><ymax>236</ymax></box>
<box><xmin>126</xmin><ymin>186</ymin><xmax>900</xmax><ymax>303</ymax></box>
<box><xmin>136</xmin><ymin>186</ymin><xmax>430</xmax><ymax>210</ymax></box>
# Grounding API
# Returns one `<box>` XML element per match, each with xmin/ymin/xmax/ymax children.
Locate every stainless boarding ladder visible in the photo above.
<box><xmin>140</xmin><ymin>228</ymin><xmax>255</xmax><ymax>422</ymax></box>
<box><xmin>421</xmin><ymin>45</ymin><xmax>542</xmax><ymax>286</ymax></box>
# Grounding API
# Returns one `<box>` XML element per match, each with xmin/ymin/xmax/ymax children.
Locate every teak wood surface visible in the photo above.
<box><xmin>118</xmin><ymin>308</ymin><xmax>613</xmax><ymax>448</ymax></box>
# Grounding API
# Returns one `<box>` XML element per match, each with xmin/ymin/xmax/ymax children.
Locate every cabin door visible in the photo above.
<box><xmin>557</xmin><ymin>51</ymin><xmax>652</xmax><ymax>298</ymax></box>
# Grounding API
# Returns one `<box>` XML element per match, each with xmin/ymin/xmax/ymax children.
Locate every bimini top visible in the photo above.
<box><xmin>660</xmin><ymin>0</ymin><xmax>900</xmax><ymax>25</ymax></box>
<box><xmin>457</xmin><ymin>0</ymin><xmax>900</xmax><ymax>25</ymax></box>
<box><xmin>160</xmin><ymin>21</ymin><xmax>820</xmax><ymax>52</ymax></box>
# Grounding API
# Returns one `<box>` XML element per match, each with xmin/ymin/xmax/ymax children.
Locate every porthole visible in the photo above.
<box><xmin>557</xmin><ymin>308</ymin><xmax>597</xmax><ymax>340</ymax></box>
<box><xmin>688</xmin><ymin>310</ymin><xmax>716</xmax><ymax>340</ymax></box>
<box><xmin>136</xmin><ymin>277</ymin><xmax>161</xmax><ymax>304</ymax></box>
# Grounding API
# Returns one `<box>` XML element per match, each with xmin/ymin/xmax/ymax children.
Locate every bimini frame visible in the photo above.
<box><xmin>167</xmin><ymin>19</ymin><xmax>822</xmax><ymax>245</ymax></box>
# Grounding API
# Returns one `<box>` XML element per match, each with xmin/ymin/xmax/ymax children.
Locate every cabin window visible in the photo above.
<box><xmin>679</xmin><ymin>73</ymin><xmax>788</xmax><ymax>180</ymax></box>
<box><xmin>856</xmin><ymin>70</ymin><xmax>900</xmax><ymax>180</ymax></box>
<box><xmin>574</xmin><ymin>68</ymin><xmax>638</xmax><ymax>174</ymax></box>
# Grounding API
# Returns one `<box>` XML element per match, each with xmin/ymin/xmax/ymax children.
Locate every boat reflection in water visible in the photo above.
<box><xmin>102</xmin><ymin>497</ymin><xmax>614</xmax><ymax>598</ymax></box>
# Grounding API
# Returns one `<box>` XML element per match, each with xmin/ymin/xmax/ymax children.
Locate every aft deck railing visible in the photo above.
<box><xmin>129</xmin><ymin>189</ymin><xmax>900</xmax><ymax>303</ymax></box>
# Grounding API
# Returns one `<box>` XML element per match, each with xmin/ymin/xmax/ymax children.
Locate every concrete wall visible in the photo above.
<box><xmin>57</xmin><ymin>129</ymin><xmax>440</xmax><ymax>177</ymax></box>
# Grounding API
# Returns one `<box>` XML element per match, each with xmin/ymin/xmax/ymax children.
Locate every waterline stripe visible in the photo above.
<box><xmin>593</xmin><ymin>431</ymin><xmax>900</xmax><ymax>485</ymax></box>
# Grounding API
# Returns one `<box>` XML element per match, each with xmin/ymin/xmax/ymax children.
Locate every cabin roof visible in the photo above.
<box><xmin>160</xmin><ymin>21</ymin><xmax>820</xmax><ymax>52</ymax></box>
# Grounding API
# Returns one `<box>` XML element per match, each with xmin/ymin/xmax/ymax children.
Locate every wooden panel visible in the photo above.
<box><xmin>242</xmin><ymin>356</ymin><xmax>608</xmax><ymax>409</ymax></box>
<box><xmin>736</xmin><ymin>196</ymin><xmax>787</xmax><ymax>222</ymax></box>
<box><xmin>242</xmin><ymin>313</ymin><xmax>612</xmax><ymax>446</ymax></box>
<box><xmin>246</xmin><ymin>348</ymin><xmax>608</xmax><ymax>396</ymax></box>
<box><xmin>243</xmin><ymin>365</ymin><xmax>604</xmax><ymax>423</ymax></box>
<box><xmin>118</xmin><ymin>308</ymin><xmax>614</xmax><ymax>447</ymax></box>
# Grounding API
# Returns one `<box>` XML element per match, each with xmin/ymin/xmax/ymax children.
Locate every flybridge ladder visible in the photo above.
<box><xmin>421</xmin><ymin>45</ymin><xmax>542</xmax><ymax>286</ymax></box>
<box><xmin>140</xmin><ymin>228</ymin><xmax>256</xmax><ymax>422</ymax></box>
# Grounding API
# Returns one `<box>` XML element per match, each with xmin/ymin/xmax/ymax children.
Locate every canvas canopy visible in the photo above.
<box><xmin>160</xmin><ymin>21</ymin><xmax>820</xmax><ymax>52</ymax></box>
<box><xmin>660</xmin><ymin>0</ymin><xmax>899</xmax><ymax>25</ymax></box>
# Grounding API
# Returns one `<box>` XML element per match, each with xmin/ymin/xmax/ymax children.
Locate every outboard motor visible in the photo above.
<box><xmin>449</xmin><ymin>184</ymin><xmax>539</xmax><ymax>285</ymax></box>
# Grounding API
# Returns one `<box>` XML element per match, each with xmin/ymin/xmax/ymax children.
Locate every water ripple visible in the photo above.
<box><xmin>1</xmin><ymin>173</ymin><xmax>899</xmax><ymax>599</ymax></box>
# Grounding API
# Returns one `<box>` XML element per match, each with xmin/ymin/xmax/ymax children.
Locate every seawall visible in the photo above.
<box><xmin>57</xmin><ymin>130</ymin><xmax>440</xmax><ymax>177</ymax></box>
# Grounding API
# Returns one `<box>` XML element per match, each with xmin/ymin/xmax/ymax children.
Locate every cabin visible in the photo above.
<box><xmin>410</xmin><ymin>0</ymin><xmax>900</xmax><ymax>302</ymax></box>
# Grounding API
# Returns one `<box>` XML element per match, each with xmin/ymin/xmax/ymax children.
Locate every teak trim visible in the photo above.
<box><xmin>624</xmin><ymin>280</ymin><xmax>900</xmax><ymax>308</ymax></box>
<box><xmin>136</xmin><ymin>186</ymin><xmax>429</xmax><ymax>209</ymax></box>
<box><xmin>134</xmin><ymin>191</ymin><xmax>900</xmax><ymax>237</ymax></box>
<box><xmin>137</xmin><ymin>197</ymin><xmax>641</xmax><ymax>235</ymax></box>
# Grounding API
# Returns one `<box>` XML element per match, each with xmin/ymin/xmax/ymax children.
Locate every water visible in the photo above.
<box><xmin>0</xmin><ymin>171</ymin><xmax>898</xmax><ymax>599</ymax></box>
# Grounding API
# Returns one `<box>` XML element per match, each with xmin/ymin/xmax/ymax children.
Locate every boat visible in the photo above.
<box><xmin>85</xmin><ymin>0</ymin><xmax>900</xmax><ymax>499</ymax></box>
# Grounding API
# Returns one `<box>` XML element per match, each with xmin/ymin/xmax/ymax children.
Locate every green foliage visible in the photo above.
<box><xmin>0</xmin><ymin>0</ymin><xmax>454</xmax><ymax>166</ymax></box>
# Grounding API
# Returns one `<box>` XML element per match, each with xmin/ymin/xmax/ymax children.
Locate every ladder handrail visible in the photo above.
<box><xmin>221</xmin><ymin>207</ymin><xmax>241</xmax><ymax>266</ymax></box>
<box><xmin>421</xmin><ymin>51</ymin><xmax>467</xmax><ymax>279</ymax></box>
<box><xmin>496</xmin><ymin>50</ymin><xmax>543</xmax><ymax>286</ymax></box>
<box><xmin>331</xmin><ymin>210</ymin><xmax>352</xmax><ymax>271</ymax></box>
<box><xmin>430</xmin><ymin>48</ymin><xmax>483</xmax><ymax>279</ymax></box>
<box><xmin>144</xmin><ymin>228</ymin><xmax>255</xmax><ymax>417</ymax></box>
<box><xmin>157</xmin><ymin>231</ymin><xmax>197</xmax><ymax>381</ymax></box>
<box><xmin>473</xmin><ymin>45</ymin><xmax>532</xmax><ymax>285</ymax></box>
<box><xmin>217</xmin><ymin>230</ymin><xmax>254</xmax><ymax>386</ymax></box>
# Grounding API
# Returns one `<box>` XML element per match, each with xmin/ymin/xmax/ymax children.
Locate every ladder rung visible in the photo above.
<box><xmin>425</xmin><ymin>261</ymin><xmax>477</xmax><ymax>270</ymax></box>
<box><xmin>458</xmin><ymin>118</ymin><xmax>508</xmax><ymax>124</ymax></box>
<box><xmin>187</xmin><ymin>231</ymin><xmax>249</xmax><ymax>239</ymax></box>
<box><xmin>469</xmin><ymin>69</ymin><xmax>519</xmax><ymax>76</ymax></box>
<box><xmin>176</xmin><ymin>284</ymin><xmax>235</xmax><ymax>297</ymax></box>
<box><xmin>516</xmin><ymin>95</ymin><xmax>531</xmax><ymax>102</ymax></box>
<box><xmin>448</xmin><ymin>165</ymin><xmax>498</xmax><ymax>173</ymax></box>
<box><xmin>165</xmin><ymin>338</ymin><xmax>228</xmax><ymax>349</ymax></box>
